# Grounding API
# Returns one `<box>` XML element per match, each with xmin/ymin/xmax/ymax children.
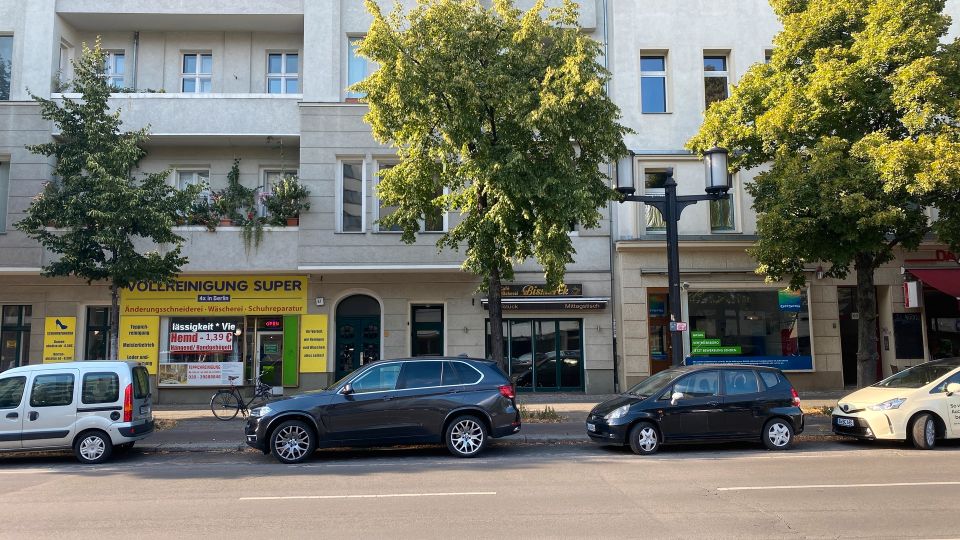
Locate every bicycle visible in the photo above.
<box><xmin>210</xmin><ymin>370</ymin><xmax>275</xmax><ymax>420</ymax></box>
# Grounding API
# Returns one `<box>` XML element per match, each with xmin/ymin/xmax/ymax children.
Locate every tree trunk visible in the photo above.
<box><xmin>109</xmin><ymin>283</ymin><xmax>120</xmax><ymax>361</ymax></box>
<box><xmin>854</xmin><ymin>254</ymin><xmax>879</xmax><ymax>388</ymax></box>
<box><xmin>487</xmin><ymin>266</ymin><xmax>507</xmax><ymax>373</ymax></box>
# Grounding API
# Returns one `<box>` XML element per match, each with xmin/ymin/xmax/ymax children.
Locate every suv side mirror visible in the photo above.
<box><xmin>670</xmin><ymin>392</ymin><xmax>683</xmax><ymax>406</ymax></box>
<box><xmin>946</xmin><ymin>382</ymin><xmax>960</xmax><ymax>396</ymax></box>
<box><xmin>340</xmin><ymin>383</ymin><xmax>354</xmax><ymax>395</ymax></box>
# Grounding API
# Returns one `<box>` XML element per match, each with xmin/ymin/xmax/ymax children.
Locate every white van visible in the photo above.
<box><xmin>0</xmin><ymin>361</ymin><xmax>154</xmax><ymax>464</ymax></box>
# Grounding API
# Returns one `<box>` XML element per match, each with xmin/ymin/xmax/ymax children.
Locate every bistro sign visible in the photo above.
<box><xmin>501</xmin><ymin>284</ymin><xmax>583</xmax><ymax>297</ymax></box>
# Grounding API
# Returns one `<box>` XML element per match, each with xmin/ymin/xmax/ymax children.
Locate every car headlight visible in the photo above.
<box><xmin>605</xmin><ymin>404</ymin><xmax>630</xmax><ymax>421</ymax></box>
<box><xmin>868</xmin><ymin>398</ymin><xmax>906</xmax><ymax>411</ymax></box>
<box><xmin>249</xmin><ymin>405</ymin><xmax>273</xmax><ymax>418</ymax></box>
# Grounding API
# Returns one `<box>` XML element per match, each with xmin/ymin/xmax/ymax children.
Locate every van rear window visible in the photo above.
<box><xmin>132</xmin><ymin>366</ymin><xmax>150</xmax><ymax>399</ymax></box>
<box><xmin>82</xmin><ymin>372</ymin><xmax>119</xmax><ymax>404</ymax></box>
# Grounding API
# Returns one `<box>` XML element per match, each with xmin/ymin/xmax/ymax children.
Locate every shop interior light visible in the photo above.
<box><xmin>234</xmin><ymin>328</ymin><xmax>243</xmax><ymax>336</ymax></box>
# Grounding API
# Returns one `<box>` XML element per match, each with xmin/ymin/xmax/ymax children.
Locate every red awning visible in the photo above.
<box><xmin>910</xmin><ymin>268</ymin><xmax>960</xmax><ymax>298</ymax></box>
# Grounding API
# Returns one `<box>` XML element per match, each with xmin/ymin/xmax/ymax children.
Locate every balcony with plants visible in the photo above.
<box><xmin>174</xmin><ymin>159</ymin><xmax>310</xmax><ymax>265</ymax></box>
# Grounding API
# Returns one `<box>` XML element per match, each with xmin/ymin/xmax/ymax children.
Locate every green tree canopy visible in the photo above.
<box><xmin>688</xmin><ymin>0</ymin><xmax>960</xmax><ymax>386</ymax></box>
<box><xmin>17</xmin><ymin>39</ymin><xmax>197</xmax><ymax>359</ymax></box>
<box><xmin>355</xmin><ymin>0</ymin><xmax>628</xmax><ymax>368</ymax></box>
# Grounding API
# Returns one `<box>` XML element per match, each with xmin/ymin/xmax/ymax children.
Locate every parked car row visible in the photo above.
<box><xmin>1</xmin><ymin>357</ymin><xmax>959</xmax><ymax>464</ymax></box>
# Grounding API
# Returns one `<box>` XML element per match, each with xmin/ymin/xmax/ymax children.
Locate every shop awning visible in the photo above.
<box><xmin>910</xmin><ymin>268</ymin><xmax>960</xmax><ymax>299</ymax></box>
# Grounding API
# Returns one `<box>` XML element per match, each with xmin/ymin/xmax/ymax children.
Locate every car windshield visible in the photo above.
<box><xmin>873</xmin><ymin>363</ymin><xmax>958</xmax><ymax>389</ymax></box>
<box><xmin>625</xmin><ymin>369</ymin><xmax>679</xmax><ymax>397</ymax></box>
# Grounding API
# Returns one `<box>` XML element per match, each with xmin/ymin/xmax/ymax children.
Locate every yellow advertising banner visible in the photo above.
<box><xmin>300</xmin><ymin>314</ymin><xmax>329</xmax><ymax>373</ymax></box>
<box><xmin>120</xmin><ymin>275</ymin><xmax>307</xmax><ymax>316</ymax></box>
<box><xmin>118</xmin><ymin>316</ymin><xmax>160</xmax><ymax>374</ymax></box>
<box><xmin>42</xmin><ymin>317</ymin><xmax>76</xmax><ymax>363</ymax></box>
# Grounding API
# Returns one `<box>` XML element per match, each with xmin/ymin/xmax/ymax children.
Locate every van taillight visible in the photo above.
<box><xmin>123</xmin><ymin>384</ymin><xmax>133</xmax><ymax>422</ymax></box>
<box><xmin>791</xmin><ymin>387</ymin><xmax>801</xmax><ymax>408</ymax></box>
<box><xmin>498</xmin><ymin>384</ymin><xmax>515</xmax><ymax>400</ymax></box>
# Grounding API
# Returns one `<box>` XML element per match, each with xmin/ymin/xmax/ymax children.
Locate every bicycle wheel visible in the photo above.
<box><xmin>210</xmin><ymin>390</ymin><xmax>241</xmax><ymax>421</ymax></box>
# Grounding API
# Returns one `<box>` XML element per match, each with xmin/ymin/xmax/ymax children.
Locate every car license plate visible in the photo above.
<box><xmin>586</xmin><ymin>423</ymin><xmax>596</xmax><ymax>432</ymax></box>
<box><xmin>836</xmin><ymin>417</ymin><xmax>855</xmax><ymax>427</ymax></box>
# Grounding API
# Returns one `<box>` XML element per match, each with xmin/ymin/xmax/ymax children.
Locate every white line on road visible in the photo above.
<box><xmin>240</xmin><ymin>491</ymin><xmax>497</xmax><ymax>501</ymax></box>
<box><xmin>718</xmin><ymin>481</ymin><xmax>960</xmax><ymax>492</ymax></box>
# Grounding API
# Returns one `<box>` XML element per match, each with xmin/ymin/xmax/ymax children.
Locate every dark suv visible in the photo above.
<box><xmin>587</xmin><ymin>365</ymin><xmax>803</xmax><ymax>454</ymax></box>
<box><xmin>245</xmin><ymin>357</ymin><xmax>521</xmax><ymax>463</ymax></box>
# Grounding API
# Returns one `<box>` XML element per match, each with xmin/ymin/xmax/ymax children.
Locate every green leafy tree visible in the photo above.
<box><xmin>688</xmin><ymin>0</ymin><xmax>960</xmax><ymax>386</ymax></box>
<box><xmin>16</xmin><ymin>39</ymin><xmax>197</xmax><ymax>360</ymax></box>
<box><xmin>355</xmin><ymin>0</ymin><xmax>628</xmax><ymax>369</ymax></box>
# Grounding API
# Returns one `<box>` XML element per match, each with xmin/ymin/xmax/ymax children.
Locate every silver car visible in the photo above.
<box><xmin>0</xmin><ymin>361</ymin><xmax>154</xmax><ymax>463</ymax></box>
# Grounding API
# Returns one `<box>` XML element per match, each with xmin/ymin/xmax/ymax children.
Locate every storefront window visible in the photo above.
<box><xmin>485</xmin><ymin>319</ymin><xmax>583</xmax><ymax>391</ymax></box>
<box><xmin>85</xmin><ymin>306</ymin><xmax>111</xmax><ymax>360</ymax></box>
<box><xmin>925</xmin><ymin>287</ymin><xmax>960</xmax><ymax>359</ymax></box>
<box><xmin>686</xmin><ymin>289</ymin><xmax>813</xmax><ymax>371</ymax></box>
<box><xmin>1</xmin><ymin>305</ymin><xmax>31</xmax><ymax>372</ymax></box>
<box><xmin>158</xmin><ymin>317</ymin><xmax>243</xmax><ymax>386</ymax></box>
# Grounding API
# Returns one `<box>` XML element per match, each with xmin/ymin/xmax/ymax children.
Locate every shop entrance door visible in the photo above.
<box><xmin>256</xmin><ymin>332</ymin><xmax>284</xmax><ymax>387</ymax></box>
<box><xmin>647</xmin><ymin>290</ymin><xmax>672</xmax><ymax>374</ymax></box>
<box><xmin>838</xmin><ymin>286</ymin><xmax>881</xmax><ymax>386</ymax></box>
<box><xmin>335</xmin><ymin>317</ymin><xmax>381</xmax><ymax>381</ymax></box>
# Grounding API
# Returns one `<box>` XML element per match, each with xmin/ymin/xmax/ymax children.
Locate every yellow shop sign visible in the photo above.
<box><xmin>43</xmin><ymin>317</ymin><xmax>76</xmax><ymax>363</ymax></box>
<box><xmin>120</xmin><ymin>275</ymin><xmax>307</xmax><ymax>316</ymax></box>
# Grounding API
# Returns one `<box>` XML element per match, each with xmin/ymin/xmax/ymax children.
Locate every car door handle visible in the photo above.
<box><xmin>5</xmin><ymin>412</ymin><xmax>17</xmax><ymax>420</ymax></box>
<box><xmin>382</xmin><ymin>395</ymin><xmax>395</xmax><ymax>401</ymax></box>
<box><xmin>708</xmin><ymin>402</ymin><xmax>720</xmax><ymax>408</ymax></box>
<box><xmin>28</xmin><ymin>411</ymin><xmax>39</xmax><ymax>421</ymax></box>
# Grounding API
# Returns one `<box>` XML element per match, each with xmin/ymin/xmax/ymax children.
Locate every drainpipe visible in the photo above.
<box><xmin>602</xmin><ymin>0</ymin><xmax>620</xmax><ymax>393</ymax></box>
<box><xmin>132</xmin><ymin>31</ymin><xmax>139</xmax><ymax>91</ymax></box>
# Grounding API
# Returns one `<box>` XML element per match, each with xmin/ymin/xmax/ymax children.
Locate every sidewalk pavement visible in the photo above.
<box><xmin>145</xmin><ymin>393</ymin><xmax>839</xmax><ymax>453</ymax></box>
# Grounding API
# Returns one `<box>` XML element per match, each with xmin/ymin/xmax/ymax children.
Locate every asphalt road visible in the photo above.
<box><xmin>2</xmin><ymin>440</ymin><xmax>959</xmax><ymax>540</ymax></box>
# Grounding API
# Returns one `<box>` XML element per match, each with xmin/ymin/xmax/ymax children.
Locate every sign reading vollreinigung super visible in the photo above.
<box><xmin>120</xmin><ymin>276</ymin><xmax>308</xmax><ymax>316</ymax></box>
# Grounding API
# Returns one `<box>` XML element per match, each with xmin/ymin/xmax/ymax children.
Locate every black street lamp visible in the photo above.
<box><xmin>616</xmin><ymin>147</ymin><xmax>731</xmax><ymax>367</ymax></box>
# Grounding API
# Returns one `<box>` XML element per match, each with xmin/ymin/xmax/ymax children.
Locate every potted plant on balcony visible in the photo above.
<box><xmin>186</xmin><ymin>196</ymin><xmax>218</xmax><ymax>232</ymax></box>
<box><xmin>212</xmin><ymin>158</ymin><xmax>256</xmax><ymax>226</ymax></box>
<box><xmin>264</xmin><ymin>175</ymin><xmax>311</xmax><ymax>226</ymax></box>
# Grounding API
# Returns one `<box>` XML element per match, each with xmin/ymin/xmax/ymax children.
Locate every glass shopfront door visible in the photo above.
<box><xmin>257</xmin><ymin>332</ymin><xmax>284</xmax><ymax>387</ymax></box>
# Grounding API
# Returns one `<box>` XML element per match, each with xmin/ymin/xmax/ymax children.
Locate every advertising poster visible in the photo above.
<box><xmin>158</xmin><ymin>362</ymin><xmax>243</xmax><ymax>386</ymax></box>
<box><xmin>300</xmin><ymin>314</ymin><xmax>329</xmax><ymax>373</ymax></box>
<box><xmin>42</xmin><ymin>316</ymin><xmax>76</xmax><ymax>363</ymax></box>
<box><xmin>778</xmin><ymin>289</ymin><xmax>803</xmax><ymax>312</ymax></box>
<box><xmin>118</xmin><ymin>316</ymin><xmax>159</xmax><ymax>374</ymax></box>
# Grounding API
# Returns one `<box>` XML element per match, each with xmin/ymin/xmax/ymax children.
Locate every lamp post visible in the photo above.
<box><xmin>616</xmin><ymin>147</ymin><xmax>731</xmax><ymax>367</ymax></box>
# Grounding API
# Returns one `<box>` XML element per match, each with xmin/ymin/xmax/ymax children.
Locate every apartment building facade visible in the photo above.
<box><xmin>0</xmin><ymin>0</ymin><xmax>614</xmax><ymax>402</ymax></box>
<box><xmin>608</xmin><ymin>0</ymin><xmax>960</xmax><ymax>391</ymax></box>
<box><xmin>2</xmin><ymin>1</ymin><xmax>958</xmax><ymax>401</ymax></box>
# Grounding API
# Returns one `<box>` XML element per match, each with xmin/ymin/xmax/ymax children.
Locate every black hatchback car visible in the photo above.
<box><xmin>587</xmin><ymin>365</ymin><xmax>803</xmax><ymax>454</ymax></box>
<box><xmin>245</xmin><ymin>357</ymin><xmax>521</xmax><ymax>463</ymax></box>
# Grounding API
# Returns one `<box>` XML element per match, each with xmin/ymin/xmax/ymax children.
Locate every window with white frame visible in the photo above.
<box><xmin>267</xmin><ymin>52</ymin><xmax>299</xmax><ymax>94</ymax></box>
<box><xmin>375</xmin><ymin>161</ymin><xmax>402</xmax><ymax>232</ymax></box>
<box><xmin>176</xmin><ymin>170</ymin><xmax>210</xmax><ymax>200</ymax></box>
<box><xmin>263</xmin><ymin>169</ymin><xmax>298</xmax><ymax>193</ymax></box>
<box><xmin>704</xmin><ymin>54</ymin><xmax>729</xmax><ymax>107</ymax></box>
<box><xmin>56</xmin><ymin>40</ymin><xmax>74</xmax><ymax>91</ymax></box>
<box><xmin>2</xmin><ymin>35</ymin><xmax>14</xmax><ymax>100</ymax></box>
<box><xmin>710</xmin><ymin>174</ymin><xmax>737</xmax><ymax>232</ymax></box>
<box><xmin>640</xmin><ymin>54</ymin><xmax>667</xmax><ymax>113</ymax></box>
<box><xmin>346</xmin><ymin>36</ymin><xmax>371</xmax><ymax>101</ymax></box>
<box><xmin>339</xmin><ymin>160</ymin><xmax>365</xmax><ymax>233</ymax></box>
<box><xmin>104</xmin><ymin>51</ymin><xmax>125</xmax><ymax>89</ymax></box>
<box><xmin>181</xmin><ymin>53</ymin><xmax>212</xmax><ymax>93</ymax></box>
<box><xmin>643</xmin><ymin>167</ymin><xmax>669</xmax><ymax>233</ymax></box>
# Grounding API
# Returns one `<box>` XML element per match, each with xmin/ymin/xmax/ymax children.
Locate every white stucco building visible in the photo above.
<box><xmin>2</xmin><ymin>1</ymin><xmax>958</xmax><ymax>401</ymax></box>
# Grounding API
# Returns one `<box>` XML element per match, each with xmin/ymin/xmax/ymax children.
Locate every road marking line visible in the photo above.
<box><xmin>240</xmin><ymin>491</ymin><xmax>497</xmax><ymax>501</ymax></box>
<box><xmin>718</xmin><ymin>481</ymin><xmax>960</xmax><ymax>492</ymax></box>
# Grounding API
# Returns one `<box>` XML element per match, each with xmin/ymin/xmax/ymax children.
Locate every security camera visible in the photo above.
<box><xmin>681</xmin><ymin>282</ymin><xmax>690</xmax><ymax>290</ymax></box>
